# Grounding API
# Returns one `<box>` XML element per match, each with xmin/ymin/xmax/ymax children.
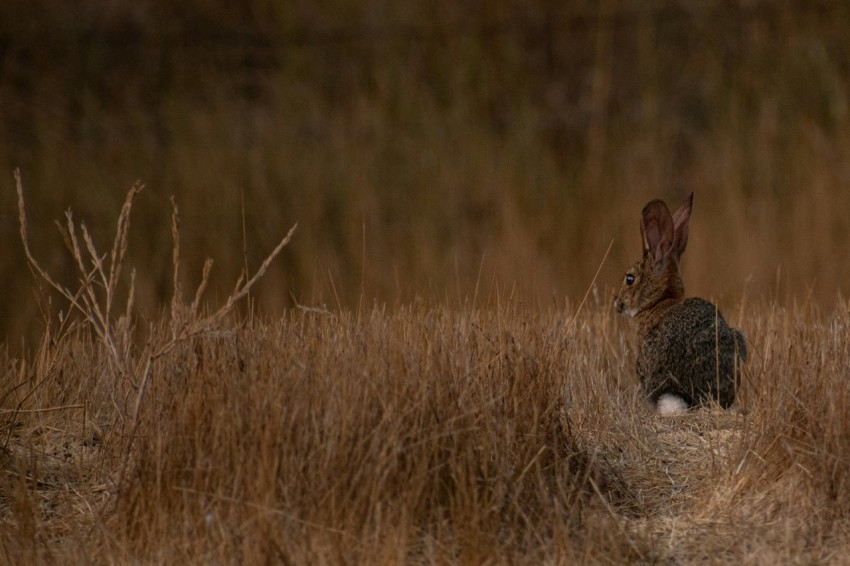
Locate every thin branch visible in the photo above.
<box><xmin>0</xmin><ymin>404</ymin><xmax>84</xmax><ymax>414</ymax></box>
<box><xmin>17</xmin><ymin>171</ymin><xmax>89</xmax><ymax>317</ymax></box>
<box><xmin>81</xmin><ymin>223</ymin><xmax>108</xmax><ymax>295</ymax></box>
<box><xmin>224</xmin><ymin>223</ymin><xmax>298</xmax><ymax>312</ymax></box>
<box><xmin>191</xmin><ymin>259</ymin><xmax>214</xmax><ymax>318</ymax></box>
<box><xmin>170</xmin><ymin>196</ymin><xmax>182</xmax><ymax>312</ymax></box>
<box><xmin>565</xmin><ymin>237</ymin><xmax>614</xmax><ymax>333</ymax></box>
<box><xmin>64</xmin><ymin>211</ymin><xmax>88</xmax><ymax>277</ymax></box>
<box><xmin>124</xmin><ymin>269</ymin><xmax>136</xmax><ymax>322</ymax></box>
<box><xmin>108</xmin><ymin>182</ymin><xmax>143</xmax><ymax>294</ymax></box>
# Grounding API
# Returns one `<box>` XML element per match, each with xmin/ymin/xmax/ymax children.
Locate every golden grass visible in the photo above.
<box><xmin>4</xmin><ymin>4</ymin><xmax>850</xmax><ymax>561</ymax></box>
<box><xmin>3</xmin><ymin>183</ymin><xmax>850</xmax><ymax>564</ymax></box>
<box><xmin>4</xmin><ymin>296</ymin><xmax>850</xmax><ymax>563</ymax></box>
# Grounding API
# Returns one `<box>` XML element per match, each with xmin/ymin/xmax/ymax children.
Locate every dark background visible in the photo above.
<box><xmin>2</xmin><ymin>0</ymin><xmax>849</xmax><ymax>341</ymax></box>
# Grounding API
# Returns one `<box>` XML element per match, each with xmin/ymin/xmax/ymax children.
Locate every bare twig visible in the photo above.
<box><xmin>170</xmin><ymin>196</ymin><xmax>182</xmax><ymax>324</ymax></box>
<box><xmin>108</xmin><ymin>183</ymin><xmax>143</xmax><ymax>298</ymax></box>
<box><xmin>0</xmin><ymin>404</ymin><xmax>84</xmax><ymax>414</ymax></box>
<box><xmin>224</xmin><ymin>223</ymin><xmax>297</xmax><ymax>311</ymax></box>
<box><xmin>565</xmin><ymin>237</ymin><xmax>614</xmax><ymax>333</ymax></box>
<box><xmin>17</xmin><ymin>171</ymin><xmax>89</xmax><ymax>318</ymax></box>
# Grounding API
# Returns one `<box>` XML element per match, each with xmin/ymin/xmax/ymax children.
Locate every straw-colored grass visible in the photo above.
<box><xmin>4</xmin><ymin>4</ymin><xmax>850</xmax><ymax>561</ymax></box>
<box><xmin>2</xmin><ymin>183</ymin><xmax>850</xmax><ymax>564</ymax></box>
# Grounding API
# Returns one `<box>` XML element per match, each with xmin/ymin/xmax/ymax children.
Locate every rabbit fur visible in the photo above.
<box><xmin>614</xmin><ymin>194</ymin><xmax>747</xmax><ymax>410</ymax></box>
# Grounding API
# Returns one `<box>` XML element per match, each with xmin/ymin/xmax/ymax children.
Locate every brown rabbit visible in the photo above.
<box><xmin>614</xmin><ymin>194</ymin><xmax>747</xmax><ymax>412</ymax></box>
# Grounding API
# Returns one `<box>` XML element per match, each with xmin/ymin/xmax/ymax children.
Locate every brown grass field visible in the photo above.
<box><xmin>3</xmin><ymin>178</ymin><xmax>850</xmax><ymax>564</ymax></box>
<box><xmin>4</xmin><ymin>2</ymin><xmax>850</xmax><ymax>564</ymax></box>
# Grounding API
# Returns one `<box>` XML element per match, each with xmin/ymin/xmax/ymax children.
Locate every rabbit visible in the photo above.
<box><xmin>614</xmin><ymin>193</ymin><xmax>747</xmax><ymax>412</ymax></box>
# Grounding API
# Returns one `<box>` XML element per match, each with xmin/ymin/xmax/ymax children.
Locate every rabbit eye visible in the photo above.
<box><xmin>625</xmin><ymin>273</ymin><xmax>635</xmax><ymax>286</ymax></box>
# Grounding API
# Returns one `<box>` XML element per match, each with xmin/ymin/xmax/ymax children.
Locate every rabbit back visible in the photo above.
<box><xmin>637</xmin><ymin>297</ymin><xmax>746</xmax><ymax>409</ymax></box>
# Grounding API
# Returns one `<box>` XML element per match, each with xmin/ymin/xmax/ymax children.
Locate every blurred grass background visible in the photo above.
<box><xmin>2</xmin><ymin>0</ymin><xmax>850</xmax><ymax>341</ymax></box>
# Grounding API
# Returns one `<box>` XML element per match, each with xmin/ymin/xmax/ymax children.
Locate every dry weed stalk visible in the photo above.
<box><xmin>15</xmin><ymin>169</ymin><xmax>297</xmax><ymax>485</ymax></box>
<box><xmin>16</xmin><ymin>170</ymin><xmax>141</xmax><ymax>375</ymax></box>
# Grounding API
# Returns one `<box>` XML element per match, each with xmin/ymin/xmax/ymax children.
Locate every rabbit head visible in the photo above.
<box><xmin>614</xmin><ymin>194</ymin><xmax>693</xmax><ymax>318</ymax></box>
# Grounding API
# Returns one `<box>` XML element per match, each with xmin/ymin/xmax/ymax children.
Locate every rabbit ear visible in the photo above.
<box><xmin>640</xmin><ymin>199</ymin><xmax>674</xmax><ymax>267</ymax></box>
<box><xmin>671</xmin><ymin>193</ymin><xmax>693</xmax><ymax>260</ymax></box>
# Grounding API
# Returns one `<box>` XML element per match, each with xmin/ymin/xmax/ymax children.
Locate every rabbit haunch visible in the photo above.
<box><xmin>614</xmin><ymin>193</ymin><xmax>747</xmax><ymax>410</ymax></box>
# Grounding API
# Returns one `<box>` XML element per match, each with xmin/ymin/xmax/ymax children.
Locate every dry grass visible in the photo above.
<box><xmin>2</xmin><ymin>185</ymin><xmax>850</xmax><ymax>564</ymax></box>
<box><xmin>4</xmin><ymin>4</ymin><xmax>850</xmax><ymax>562</ymax></box>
